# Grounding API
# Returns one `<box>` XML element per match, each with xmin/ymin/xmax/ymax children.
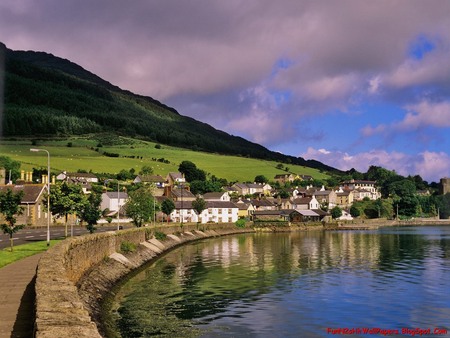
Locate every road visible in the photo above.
<box><xmin>0</xmin><ymin>224</ymin><xmax>130</xmax><ymax>250</ymax></box>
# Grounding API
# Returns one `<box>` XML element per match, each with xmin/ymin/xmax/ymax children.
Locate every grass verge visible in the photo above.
<box><xmin>0</xmin><ymin>240</ymin><xmax>62</xmax><ymax>269</ymax></box>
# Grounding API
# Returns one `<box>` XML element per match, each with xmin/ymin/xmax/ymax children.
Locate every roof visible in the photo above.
<box><xmin>251</xmin><ymin>199</ymin><xmax>275</xmax><ymax>207</ymax></box>
<box><xmin>313</xmin><ymin>190</ymin><xmax>332</xmax><ymax>196</ymax></box>
<box><xmin>136</xmin><ymin>175</ymin><xmax>165</xmax><ymax>182</ymax></box>
<box><xmin>203</xmin><ymin>192</ymin><xmax>227</xmax><ymax>199</ymax></box>
<box><xmin>168</xmin><ymin>172</ymin><xmax>184</xmax><ymax>180</ymax></box>
<box><xmin>63</xmin><ymin>172</ymin><xmax>98</xmax><ymax>179</ymax></box>
<box><xmin>342</xmin><ymin>180</ymin><xmax>376</xmax><ymax>185</ymax></box>
<box><xmin>103</xmin><ymin>192</ymin><xmax>128</xmax><ymax>199</ymax></box>
<box><xmin>297</xmin><ymin>209</ymin><xmax>320</xmax><ymax>216</ymax></box>
<box><xmin>206</xmin><ymin>201</ymin><xmax>238</xmax><ymax>208</ymax></box>
<box><xmin>253</xmin><ymin>209</ymin><xmax>299</xmax><ymax>216</ymax></box>
<box><xmin>171</xmin><ymin>188</ymin><xmax>195</xmax><ymax>199</ymax></box>
<box><xmin>293</xmin><ymin>197</ymin><xmax>312</xmax><ymax>204</ymax></box>
<box><xmin>0</xmin><ymin>184</ymin><xmax>47</xmax><ymax>203</ymax></box>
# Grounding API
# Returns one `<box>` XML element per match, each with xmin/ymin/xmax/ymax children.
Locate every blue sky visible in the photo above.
<box><xmin>1</xmin><ymin>0</ymin><xmax>449</xmax><ymax>182</ymax></box>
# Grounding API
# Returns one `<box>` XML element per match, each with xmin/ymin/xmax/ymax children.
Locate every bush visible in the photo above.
<box><xmin>155</xmin><ymin>231</ymin><xmax>167</xmax><ymax>241</ymax></box>
<box><xmin>235</xmin><ymin>219</ymin><xmax>246</xmax><ymax>228</ymax></box>
<box><xmin>120</xmin><ymin>241</ymin><xmax>136</xmax><ymax>254</ymax></box>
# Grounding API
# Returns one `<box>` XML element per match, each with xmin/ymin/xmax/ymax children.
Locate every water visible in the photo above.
<box><xmin>109</xmin><ymin>227</ymin><xmax>450</xmax><ymax>337</ymax></box>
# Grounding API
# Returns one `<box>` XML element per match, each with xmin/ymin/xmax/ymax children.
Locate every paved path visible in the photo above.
<box><xmin>0</xmin><ymin>253</ymin><xmax>42</xmax><ymax>338</ymax></box>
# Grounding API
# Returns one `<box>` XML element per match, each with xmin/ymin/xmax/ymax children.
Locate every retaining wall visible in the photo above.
<box><xmin>34</xmin><ymin>224</ymin><xmax>254</xmax><ymax>337</ymax></box>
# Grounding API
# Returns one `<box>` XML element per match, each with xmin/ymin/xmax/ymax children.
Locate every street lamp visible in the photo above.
<box><xmin>30</xmin><ymin>148</ymin><xmax>51</xmax><ymax>246</ymax></box>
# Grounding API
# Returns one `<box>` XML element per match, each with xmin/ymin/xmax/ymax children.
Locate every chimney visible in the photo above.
<box><xmin>21</xmin><ymin>170</ymin><xmax>25</xmax><ymax>181</ymax></box>
<box><xmin>52</xmin><ymin>175</ymin><xmax>56</xmax><ymax>184</ymax></box>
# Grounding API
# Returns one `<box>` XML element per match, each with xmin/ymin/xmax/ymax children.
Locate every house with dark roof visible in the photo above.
<box><xmin>169</xmin><ymin>188</ymin><xmax>196</xmax><ymax>202</ymax></box>
<box><xmin>203</xmin><ymin>192</ymin><xmax>230</xmax><ymax>202</ymax></box>
<box><xmin>252</xmin><ymin>209</ymin><xmax>303</xmax><ymax>222</ymax></box>
<box><xmin>166</xmin><ymin>172</ymin><xmax>185</xmax><ymax>186</ymax></box>
<box><xmin>133</xmin><ymin>175</ymin><xmax>166</xmax><ymax>187</ymax></box>
<box><xmin>100</xmin><ymin>191</ymin><xmax>129</xmax><ymax>214</ymax></box>
<box><xmin>169</xmin><ymin>200</ymin><xmax>239</xmax><ymax>224</ymax></box>
<box><xmin>56</xmin><ymin>171</ymin><xmax>99</xmax><ymax>183</ymax></box>
<box><xmin>0</xmin><ymin>184</ymin><xmax>49</xmax><ymax>227</ymax></box>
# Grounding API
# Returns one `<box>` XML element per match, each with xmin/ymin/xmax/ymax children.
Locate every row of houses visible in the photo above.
<box><xmin>0</xmin><ymin>167</ymin><xmax>381</xmax><ymax>226</ymax></box>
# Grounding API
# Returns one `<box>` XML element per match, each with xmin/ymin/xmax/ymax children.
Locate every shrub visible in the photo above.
<box><xmin>235</xmin><ymin>219</ymin><xmax>246</xmax><ymax>228</ymax></box>
<box><xmin>155</xmin><ymin>231</ymin><xmax>167</xmax><ymax>241</ymax></box>
<box><xmin>120</xmin><ymin>241</ymin><xmax>136</xmax><ymax>254</ymax></box>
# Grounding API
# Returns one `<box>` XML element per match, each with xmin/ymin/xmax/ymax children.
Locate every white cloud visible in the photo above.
<box><xmin>301</xmin><ymin>147</ymin><xmax>450</xmax><ymax>182</ymax></box>
<box><xmin>361</xmin><ymin>100</ymin><xmax>450</xmax><ymax>137</ymax></box>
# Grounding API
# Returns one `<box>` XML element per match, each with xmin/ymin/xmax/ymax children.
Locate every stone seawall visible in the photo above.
<box><xmin>34</xmin><ymin>224</ymin><xmax>254</xmax><ymax>337</ymax></box>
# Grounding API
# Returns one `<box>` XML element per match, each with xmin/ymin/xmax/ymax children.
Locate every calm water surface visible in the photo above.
<box><xmin>109</xmin><ymin>227</ymin><xmax>450</xmax><ymax>337</ymax></box>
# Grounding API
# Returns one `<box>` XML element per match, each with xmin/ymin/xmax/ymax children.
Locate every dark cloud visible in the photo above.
<box><xmin>1</xmin><ymin>0</ymin><xmax>450</xmax><ymax>179</ymax></box>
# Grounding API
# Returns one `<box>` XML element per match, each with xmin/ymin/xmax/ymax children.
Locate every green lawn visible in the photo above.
<box><xmin>0</xmin><ymin>137</ymin><xmax>330</xmax><ymax>182</ymax></box>
<box><xmin>0</xmin><ymin>240</ymin><xmax>61</xmax><ymax>268</ymax></box>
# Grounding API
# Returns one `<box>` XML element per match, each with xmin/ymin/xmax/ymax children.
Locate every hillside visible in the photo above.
<box><xmin>1</xmin><ymin>42</ymin><xmax>341</xmax><ymax>174</ymax></box>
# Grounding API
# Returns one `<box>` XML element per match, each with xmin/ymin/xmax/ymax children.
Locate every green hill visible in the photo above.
<box><xmin>0</xmin><ymin>137</ymin><xmax>330</xmax><ymax>183</ymax></box>
<box><xmin>1</xmin><ymin>42</ymin><xmax>341</xmax><ymax>175</ymax></box>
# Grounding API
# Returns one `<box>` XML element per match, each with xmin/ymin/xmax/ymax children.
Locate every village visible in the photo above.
<box><xmin>4</xmin><ymin>166</ymin><xmax>443</xmax><ymax>229</ymax></box>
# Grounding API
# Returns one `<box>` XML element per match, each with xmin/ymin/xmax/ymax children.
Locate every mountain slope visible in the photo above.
<box><xmin>1</xmin><ymin>42</ymin><xmax>341</xmax><ymax>174</ymax></box>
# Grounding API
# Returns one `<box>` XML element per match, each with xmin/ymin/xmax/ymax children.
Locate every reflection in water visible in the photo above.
<box><xmin>110</xmin><ymin>227</ymin><xmax>450</xmax><ymax>337</ymax></box>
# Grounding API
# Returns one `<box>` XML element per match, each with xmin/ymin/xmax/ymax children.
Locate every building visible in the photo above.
<box><xmin>133</xmin><ymin>175</ymin><xmax>166</xmax><ymax>188</ymax></box>
<box><xmin>292</xmin><ymin>196</ymin><xmax>319</xmax><ymax>210</ymax></box>
<box><xmin>440</xmin><ymin>178</ymin><xmax>450</xmax><ymax>195</ymax></box>
<box><xmin>203</xmin><ymin>192</ymin><xmax>230</xmax><ymax>202</ymax></box>
<box><xmin>274</xmin><ymin>174</ymin><xmax>296</xmax><ymax>184</ymax></box>
<box><xmin>100</xmin><ymin>191</ymin><xmax>128</xmax><ymax>213</ymax></box>
<box><xmin>0</xmin><ymin>184</ymin><xmax>49</xmax><ymax>227</ymax></box>
<box><xmin>56</xmin><ymin>171</ymin><xmax>99</xmax><ymax>183</ymax></box>
<box><xmin>166</xmin><ymin>172</ymin><xmax>185</xmax><ymax>186</ymax></box>
<box><xmin>341</xmin><ymin>180</ymin><xmax>380</xmax><ymax>201</ymax></box>
<box><xmin>170</xmin><ymin>200</ymin><xmax>239</xmax><ymax>224</ymax></box>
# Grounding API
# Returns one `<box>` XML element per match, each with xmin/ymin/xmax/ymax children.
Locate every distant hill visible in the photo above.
<box><xmin>1</xmin><ymin>42</ymin><xmax>342</xmax><ymax>174</ymax></box>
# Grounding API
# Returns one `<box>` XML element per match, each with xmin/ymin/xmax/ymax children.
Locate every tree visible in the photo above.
<box><xmin>0</xmin><ymin>156</ymin><xmax>21</xmax><ymax>183</ymax></box>
<box><xmin>350</xmin><ymin>205</ymin><xmax>360</xmax><ymax>218</ymax></box>
<box><xmin>388</xmin><ymin>179</ymin><xmax>419</xmax><ymax>217</ymax></box>
<box><xmin>139</xmin><ymin>165</ymin><xmax>153</xmax><ymax>175</ymax></box>
<box><xmin>192</xmin><ymin>197</ymin><xmax>207</xmax><ymax>221</ymax></box>
<box><xmin>50</xmin><ymin>183</ymin><xmax>86</xmax><ymax>237</ymax></box>
<box><xmin>125</xmin><ymin>187</ymin><xmax>155</xmax><ymax>227</ymax></box>
<box><xmin>254</xmin><ymin>175</ymin><xmax>268</xmax><ymax>184</ymax></box>
<box><xmin>161</xmin><ymin>199</ymin><xmax>175</xmax><ymax>223</ymax></box>
<box><xmin>178</xmin><ymin>161</ymin><xmax>206</xmax><ymax>182</ymax></box>
<box><xmin>79</xmin><ymin>192</ymin><xmax>102</xmax><ymax>233</ymax></box>
<box><xmin>331</xmin><ymin>206</ymin><xmax>342</xmax><ymax>219</ymax></box>
<box><xmin>189</xmin><ymin>180</ymin><xmax>222</xmax><ymax>195</ymax></box>
<box><xmin>0</xmin><ymin>189</ymin><xmax>25</xmax><ymax>251</ymax></box>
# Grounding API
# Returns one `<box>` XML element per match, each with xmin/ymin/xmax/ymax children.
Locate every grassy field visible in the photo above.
<box><xmin>0</xmin><ymin>240</ymin><xmax>61</xmax><ymax>268</ymax></box>
<box><xmin>0</xmin><ymin>137</ymin><xmax>329</xmax><ymax>182</ymax></box>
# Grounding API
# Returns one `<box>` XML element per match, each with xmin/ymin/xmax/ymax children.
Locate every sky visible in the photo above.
<box><xmin>1</xmin><ymin>0</ymin><xmax>450</xmax><ymax>183</ymax></box>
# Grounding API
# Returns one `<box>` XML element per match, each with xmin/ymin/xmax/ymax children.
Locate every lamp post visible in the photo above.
<box><xmin>30</xmin><ymin>148</ymin><xmax>51</xmax><ymax>246</ymax></box>
<box><xmin>117</xmin><ymin>181</ymin><xmax>120</xmax><ymax>231</ymax></box>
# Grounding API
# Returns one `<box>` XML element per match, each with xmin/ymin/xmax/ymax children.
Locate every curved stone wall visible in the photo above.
<box><xmin>34</xmin><ymin>224</ymin><xmax>254</xmax><ymax>337</ymax></box>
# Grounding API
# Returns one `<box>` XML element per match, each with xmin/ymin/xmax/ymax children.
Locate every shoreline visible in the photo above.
<box><xmin>35</xmin><ymin>221</ymin><xmax>450</xmax><ymax>337</ymax></box>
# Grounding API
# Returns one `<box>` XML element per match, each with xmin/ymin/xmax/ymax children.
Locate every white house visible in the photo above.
<box><xmin>292</xmin><ymin>196</ymin><xmax>319</xmax><ymax>210</ymax></box>
<box><xmin>101</xmin><ymin>192</ymin><xmax>128</xmax><ymax>212</ymax></box>
<box><xmin>170</xmin><ymin>201</ymin><xmax>239</xmax><ymax>224</ymax></box>
<box><xmin>200</xmin><ymin>201</ymin><xmax>239</xmax><ymax>223</ymax></box>
<box><xmin>341</xmin><ymin>180</ymin><xmax>381</xmax><ymax>201</ymax></box>
<box><xmin>56</xmin><ymin>171</ymin><xmax>99</xmax><ymax>183</ymax></box>
<box><xmin>202</xmin><ymin>192</ymin><xmax>230</xmax><ymax>202</ymax></box>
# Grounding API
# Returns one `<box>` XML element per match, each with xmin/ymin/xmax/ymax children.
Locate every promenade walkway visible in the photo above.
<box><xmin>0</xmin><ymin>253</ymin><xmax>42</xmax><ymax>338</ymax></box>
